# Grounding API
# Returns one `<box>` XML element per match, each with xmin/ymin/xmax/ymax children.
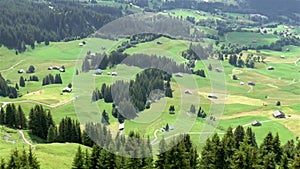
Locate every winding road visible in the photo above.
<box><xmin>0</xmin><ymin>59</ymin><xmax>25</xmax><ymax>73</ymax></box>
<box><xmin>0</xmin><ymin>97</ymin><xmax>76</xmax><ymax>110</ymax></box>
<box><xmin>18</xmin><ymin>130</ymin><xmax>32</xmax><ymax>146</ymax></box>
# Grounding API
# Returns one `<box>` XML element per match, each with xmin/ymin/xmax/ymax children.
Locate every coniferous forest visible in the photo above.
<box><xmin>0</xmin><ymin>0</ymin><xmax>120</xmax><ymax>52</ymax></box>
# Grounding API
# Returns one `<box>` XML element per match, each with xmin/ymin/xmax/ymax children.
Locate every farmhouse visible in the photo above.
<box><xmin>280</xmin><ymin>55</ymin><xmax>285</xmax><ymax>59</ymax></box>
<box><xmin>18</xmin><ymin>69</ymin><xmax>24</xmax><ymax>74</ymax></box>
<box><xmin>52</xmin><ymin>66</ymin><xmax>60</xmax><ymax>70</ymax></box>
<box><xmin>215</xmin><ymin>68</ymin><xmax>223</xmax><ymax>72</ymax></box>
<box><xmin>240</xmin><ymin>81</ymin><xmax>245</xmax><ymax>85</ymax></box>
<box><xmin>267</xmin><ymin>66</ymin><xmax>274</xmax><ymax>70</ymax></box>
<box><xmin>208</xmin><ymin>94</ymin><xmax>218</xmax><ymax>99</ymax></box>
<box><xmin>95</xmin><ymin>69</ymin><xmax>102</xmax><ymax>75</ymax></box>
<box><xmin>111</xmin><ymin>72</ymin><xmax>118</xmax><ymax>76</ymax></box>
<box><xmin>248</xmin><ymin>81</ymin><xmax>256</xmax><ymax>86</ymax></box>
<box><xmin>251</xmin><ymin>120</ymin><xmax>262</xmax><ymax>126</ymax></box>
<box><xmin>119</xmin><ymin>123</ymin><xmax>124</xmax><ymax>131</ymax></box>
<box><xmin>272</xmin><ymin>110</ymin><xmax>285</xmax><ymax>118</ymax></box>
<box><xmin>78</xmin><ymin>42</ymin><xmax>84</xmax><ymax>46</ymax></box>
<box><xmin>48</xmin><ymin>67</ymin><xmax>52</xmax><ymax>70</ymax></box>
<box><xmin>107</xmin><ymin>72</ymin><xmax>111</xmax><ymax>75</ymax></box>
<box><xmin>59</xmin><ymin>68</ymin><xmax>65</xmax><ymax>72</ymax></box>
<box><xmin>184</xmin><ymin>90</ymin><xmax>192</xmax><ymax>94</ymax></box>
<box><xmin>175</xmin><ymin>73</ymin><xmax>183</xmax><ymax>77</ymax></box>
<box><xmin>62</xmin><ymin>87</ymin><xmax>72</xmax><ymax>93</ymax></box>
<box><xmin>156</xmin><ymin>41</ymin><xmax>163</xmax><ymax>45</ymax></box>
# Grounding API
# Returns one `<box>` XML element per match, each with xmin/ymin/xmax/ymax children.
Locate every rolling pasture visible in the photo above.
<box><xmin>0</xmin><ymin>31</ymin><xmax>299</xmax><ymax>166</ymax></box>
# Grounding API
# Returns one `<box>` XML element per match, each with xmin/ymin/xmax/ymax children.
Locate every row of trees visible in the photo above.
<box><xmin>42</xmin><ymin>74</ymin><xmax>63</xmax><ymax>86</ymax></box>
<box><xmin>200</xmin><ymin>125</ymin><xmax>300</xmax><ymax>168</ymax></box>
<box><xmin>74</xmin><ymin>124</ymin><xmax>300</xmax><ymax>169</ymax></box>
<box><xmin>0</xmin><ymin>147</ymin><xmax>40</xmax><ymax>169</ymax></box>
<box><xmin>0</xmin><ymin>104</ymin><xmax>27</xmax><ymax>129</ymax></box>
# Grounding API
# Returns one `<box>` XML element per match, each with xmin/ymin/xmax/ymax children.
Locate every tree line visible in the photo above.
<box><xmin>42</xmin><ymin>74</ymin><xmax>63</xmax><ymax>86</ymax></box>
<box><xmin>0</xmin><ymin>74</ymin><xmax>18</xmax><ymax>98</ymax></box>
<box><xmin>0</xmin><ymin>147</ymin><xmax>40</xmax><ymax>169</ymax></box>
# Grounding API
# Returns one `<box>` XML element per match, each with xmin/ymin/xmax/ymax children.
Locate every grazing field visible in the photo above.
<box><xmin>0</xmin><ymin>126</ymin><xmax>88</xmax><ymax>169</ymax></box>
<box><xmin>225</xmin><ymin>32</ymin><xmax>279</xmax><ymax>47</ymax></box>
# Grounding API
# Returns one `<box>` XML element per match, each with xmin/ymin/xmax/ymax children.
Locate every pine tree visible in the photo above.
<box><xmin>47</xmin><ymin>125</ymin><xmax>57</xmax><ymax>143</ymax></box>
<box><xmin>189</xmin><ymin>104</ymin><xmax>196</xmax><ymax>114</ymax></box>
<box><xmin>0</xmin><ymin>108</ymin><xmax>5</xmax><ymax>125</ymax></box>
<box><xmin>222</xmin><ymin>127</ymin><xmax>235</xmax><ymax>169</ymax></box>
<box><xmin>5</xmin><ymin>103</ymin><xmax>16</xmax><ymax>128</ymax></box>
<box><xmin>155</xmin><ymin>138</ymin><xmax>167</xmax><ymax>168</ymax></box>
<box><xmin>101</xmin><ymin>110</ymin><xmax>110</xmax><ymax>125</ymax></box>
<box><xmin>16</xmin><ymin>105</ymin><xmax>27</xmax><ymax>129</ymax></box>
<box><xmin>72</xmin><ymin>146</ymin><xmax>85</xmax><ymax>169</ymax></box>
<box><xmin>19</xmin><ymin>76</ymin><xmax>25</xmax><ymax>87</ymax></box>
<box><xmin>0</xmin><ymin>158</ymin><xmax>5</xmax><ymax>169</ymax></box>
<box><xmin>234</xmin><ymin>125</ymin><xmax>245</xmax><ymax>149</ymax></box>
<box><xmin>28</xmin><ymin>146</ymin><xmax>40</xmax><ymax>169</ymax></box>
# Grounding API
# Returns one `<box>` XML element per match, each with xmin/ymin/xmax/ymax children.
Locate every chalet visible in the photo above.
<box><xmin>107</xmin><ymin>72</ymin><xmax>111</xmax><ymax>75</ymax></box>
<box><xmin>78</xmin><ymin>42</ymin><xmax>84</xmax><ymax>46</ymax></box>
<box><xmin>240</xmin><ymin>81</ymin><xmax>245</xmax><ymax>85</ymax></box>
<box><xmin>175</xmin><ymin>73</ymin><xmax>183</xmax><ymax>77</ymax></box>
<box><xmin>119</xmin><ymin>123</ymin><xmax>125</xmax><ymax>131</ymax></box>
<box><xmin>215</xmin><ymin>68</ymin><xmax>223</xmax><ymax>73</ymax></box>
<box><xmin>280</xmin><ymin>55</ymin><xmax>285</xmax><ymax>59</ymax></box>
<box><xmin>251</xmin><ymin>120</ymin><xmax>262</xmax><ymax>126</ymax></box>
<box><xmin>59</xmin><ymin>68</ymin><xmax>65</xmax><ymax>72</ymax></box>
<box><xmin>184</xmin><ymin>90</ymin><xmax>192</xmax><ymax>94</ymax></box>
<box><xmin>267</xmin><ymin>66</ymin><xmax>274</xmax><ymax>70</ymax></box>
<box><xmin>248</xmin><ymin>81</ymin><xmax>256</xmax><ymax>86</ymax></box>
<box><xmin>272</xmin><ymin>110</ymin><xmax>285</xmax><ymax>118</ymax></box>
<box><xmin>156</xmin><ymin>41</ymin><xmax>163</xmax><ymax>45</ymax></box>
<box><xmin>208</xmin><ymin>94</ymin><xmax>218</xmax><ymax>99</ymax></box>
<box><xmin>18</xmin><ymin>69</ymin><xmax>24</xmax><ymax>74</ymax></box>
<box><xmin>52</xmin><ymin>66</ymin><xmax>60</xmax><ymax>70</ymax></box>
<box><xmin>286</xmin><ymin>48</ymin><xmax>290</xmax><ymax>52</ymax></box>
<box><xmin>48</xmin><ymin>67</ymin><xmax>53</xmax><ymax>70</ymax></box>
<box><xmin>62</xmin><ymin>87</ymin><xmax>72</xmax><ymax>93</ymax></box>
<box><xmin>95</xmin><ymin>69</ymin><xmax>102</xmax><ymax>75</ymax></box>
<box><xmin>111</xmin><ymin>72</ymin><xmax>118</xmax><ymax>76</ymax></box>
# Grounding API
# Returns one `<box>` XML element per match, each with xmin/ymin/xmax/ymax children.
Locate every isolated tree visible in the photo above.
<box><xmin>15</xmin><ymin>83</ymin><xmax>19</xmax><ymax>90</ymax></box>
<box><xmin>68</xmin><ymin>83</ymin><xmax>72</xmax><ymax>88</ymax></box>
<box><xmin>276</xmin><ymin>101</ymin><xmax>281</xmax><ymax>106</ymax></box>
<box><xmin>27</xmin><ymin>65</ymin><xmax>35</xmax><ymax>73</ymax></box>
<box><xmin>19</xmin><ymin>76</ymin><xmax>25</xmax><ymax>87</ymax></box>
<box><xmin>165</xmin><ymin>86</ymin><xmax>173</xmax><ymax>98</ymax></box>
<box><xmin>232</xmin><ymin>74</ymin><xmax>238</xmax><ymax>80</ymax></box>
<box><xmin>190</xmin><ymin>104</ymin><xmax>196</xmax><ymax>114</ymax></box>
<box><xmin>165</xmin><ymin>123</ymin><xmax>169</xmax><ymax>132</ymax></box>
<box><xmin>208</xmin><ymin>64</ymin><xmax>212</xmax><ymax>71</ymax></box>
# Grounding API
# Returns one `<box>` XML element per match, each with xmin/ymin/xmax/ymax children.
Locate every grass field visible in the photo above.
<box><xmin>0</xmin><ymin>30</ymin><xmax>299</xmax><ymax>168</ymax></box>
<box><xmin>225</xmin><ymin>32</ymin><xmax>279</xmax><ymax>47</ymax></box>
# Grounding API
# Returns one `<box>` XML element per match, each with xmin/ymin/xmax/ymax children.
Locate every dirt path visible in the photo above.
<box><xmin>0</xmin><ymin>97</ymin><xmax>76</xmax><ymax>109</ymax></box>
<box><xmin>0</xmin><ymin>59</ymin><xmax>25</xmax><ymax>73</ymax></box>
<box><xmin>18</xmin><ymin>130</ymin><xmax>32</xmax><ymax>146</ymax></box>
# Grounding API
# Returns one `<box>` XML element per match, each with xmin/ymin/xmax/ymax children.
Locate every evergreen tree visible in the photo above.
<box><xmin>19</xmin><ymin>76</ymin><xmax>25</xmax><ymax>87</ymax></box>
<box><xmin>234</xmin><ymin>125</ymin><xmax>245</xmax><ymax>149</ymax></box>
<box><xmin>16</xmin><ymin>105</ymin><xmax>27</xmax><ymax>129</ymax></box>
<box><xmin>101</xmin><ymin>110</ymin><xmax>110</xmax><ymax>125</ymax></box>
<box><xmin>72</xmin><ymin>146</ymin><xmax>85</xmax><ymax>169</ymax></box>
<box><xmin>5</xmin><ymin>103</ymin><xmax>16</xmax><ymax>128</ymax></box>
<box><xmin>47</xmin><ymin>125</ymin><xmax>57</xmax><ymax>143</ymax></box>
<box><xmin>28</xmin><ymin>146</ymin><xmax>40</xmax><ymax>169</ymax></box>
<box><xmin>0</xmin><ymin>108</ymin><xmax>5</xmax><ymax>125</ymax></box>
<box><xmin>189</xmin><ymin>104</ymin><xmax>196</xmax><ymax>114</ymax></box>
